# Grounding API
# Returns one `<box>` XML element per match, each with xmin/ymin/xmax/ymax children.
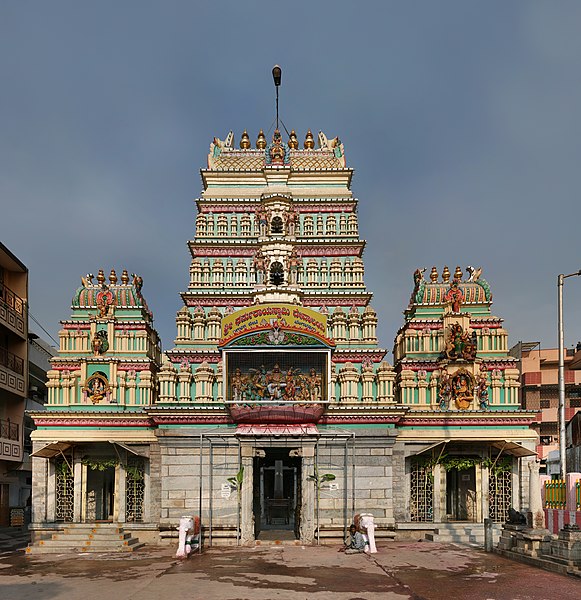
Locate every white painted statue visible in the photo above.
<box><xmin>175</xmin><ymin>515</ymin><xmax>199</xmax><ymax>558</ymax></box>
<box><xmin>356</xmin><ymin>513</ymin><xmax>377</xmax><ymax>553</ymax></box>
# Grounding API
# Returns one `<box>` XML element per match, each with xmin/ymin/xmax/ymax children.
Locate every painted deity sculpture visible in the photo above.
<box><xmin>476</xmin><ymin>368</ymin><xmax>489</xmax><ymax>410</ymax></box>
<box><xmin>255</xmin><ymin>206</ymin><xmax>269</xmax><ymax>237</ymax></box>
<box><xmin>451</xmin><ymin>369</ymin><xmax>474</xmax><ymax>410</ymax></box>
<box><xmin>445</xmin><ymin>323</ymin><xmax>477</xmax><ymax>361</ymax></box>
<box><xmin>438</xmin><ymin>369</ymin><xmax>451</xmax><ymax>410</ymax></box>
<box><xmin>444</xmin><ymin>279</ymin><xmax>463</xmax><ymax>313</ymax></box>
<box><xmin>253</xmin><ymin>250</ymin><xmax>267</xmax><ymax>285</ymax></box>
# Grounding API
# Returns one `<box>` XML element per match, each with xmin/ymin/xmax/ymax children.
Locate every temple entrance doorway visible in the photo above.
<box><xmin>85</xmin><ymin>466</ymin><xmax>115</xmax><ymax>522</ymax></box>
<box><xmin>446</xmin><ymin>466</ymin><xmax>476</xmax><ymax>521</ymax></box>
<box><xmin>253</xmin><ymin>447</ymin><xmax>301</xmax><ymax>540</ymax></box>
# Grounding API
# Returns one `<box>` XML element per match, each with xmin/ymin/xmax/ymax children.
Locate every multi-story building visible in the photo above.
<box><xmin>28</xmin><ymin>128</ymin><xmax>537</xmax><ymax>549</ymax></box>
<box><xmin>0</xmin><ymin>242</ymin><xmax>28</xmax><ymax>526</ymax></box>
<box><xmin>509</xmin><ymin>342</ymin><xmax>581</xmax><ymax>468</ymax></box>
<box><xmin>16</xmin><ymin>334</ymin><xmax>55</xmax><ymax>520</ymax></box>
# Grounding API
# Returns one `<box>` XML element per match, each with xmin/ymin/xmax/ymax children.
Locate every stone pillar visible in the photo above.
<box><xmin>481</xmin><ymin>466</ymin><xmax>490</xmax><ymax>520</ymax></box>
<box><xmin>300</xmin><ymin>444</ymin><xmax>315</xmax><ymax>544</ymax></box>
<box><xmin>117</xmin><ymin>464</ymin><xmax>126</xmax><ymax>523</ymax></box>
<box><xmin>475</xmin><ymin>463</ymin><xmax>484</xmax><ymax>522</ymax></box>
<box><xmin>240</xmin><ymin>445</ymin><xmax>254</xmax><ymax>545</ymax></box>
<box><xmin>31</xmin><ymin>450</ymin><xmax>48</xmax><ymax>523</ymax></box>
<box><xmin>46</xmin><ymin>460</ymin><xmax>56</xmax><ymax>522</ymax></box>
<box><xmin>73</xmin><ymin>456</ymin><xmax>83</xmax><ymax>522</ymax></box>
<box><xmin>433</xmin><ymin>464</ymin><xmax>443</xmax><ymax>522</ymax></box>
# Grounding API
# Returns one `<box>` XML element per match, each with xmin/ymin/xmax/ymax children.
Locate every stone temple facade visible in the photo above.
<box><xmin>29</xmin><ymin>129</ymin><xmax>537</xmax><ymax>547</ymax></box>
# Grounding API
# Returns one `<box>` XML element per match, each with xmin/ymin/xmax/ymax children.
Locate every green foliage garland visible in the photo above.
<box><xmin>81</xmin><ymin>458</ymin><xmax>145</xmax><ymax>480</ymax></box>
<box><xmin>413</xmin><ymin>454</ymin><xmax>512</xmax><ymax>475</ymax></box>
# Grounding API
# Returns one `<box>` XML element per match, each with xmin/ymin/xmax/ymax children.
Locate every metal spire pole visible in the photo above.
<box><xmin>272</xmin><ymin>65</ymin><xmax>282</xmax><ymax>130</ymax></box>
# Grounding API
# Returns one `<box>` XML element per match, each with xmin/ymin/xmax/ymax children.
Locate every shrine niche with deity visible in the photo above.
<box><xmin>82</xmin><ymin>372</ymin><xmax>111</xmax><ymax>404</ymax></box>
<box><xmin>444</xmin><ymin>322</ymin><xmax>477</xmax><ymax>361</ymax></box>
<box><xmin>450</xmin><ymin>368</ymin><xmax>475</xmax><ymax>410</ymax></box>
<box><xmin>91</xmin><ymin>330</ymin><xmax>109</xmax><ymax>355</ymax></box>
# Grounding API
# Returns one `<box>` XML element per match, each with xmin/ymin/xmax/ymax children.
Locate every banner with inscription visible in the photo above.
<box><xmin>219</xmin><ymin>303</ymin><xmax>333</xmax><ymax>347</ymax></box>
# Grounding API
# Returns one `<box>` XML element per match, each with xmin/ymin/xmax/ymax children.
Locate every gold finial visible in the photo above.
<box><xmin>442</xmin><ymin>266</ymin><xmax>450</xmax><ymax>283</ymax></box>
<box><xmin>256</xmin><ymin>129</ymin><xmax>266</xmax><ymax>149</ymax></box>
<box><xmin>109</xmin><ymin>269</ymin><xmax>118</xmax><ymax>285</ymax></box>
<box><xmin>454</xmin><ymin>265</ymin><xmax>463</xmax><ymax>280</ymax></box>
<box><xmin>97</xmin><ymin>269</ymin><xmax>106</xmax><ymax>285</ymax></box>
<box><xmin>304</xmin><ymin>129</ymin><xmax>314</xmax><ymax>149</ymax></box>
<box><xmin>430</xmin><ymin>267</ymin><xmax>438</xmax><ymax>282</ymax></box>
<box><xmin>288</xmin><ymin>130</ymin><xmax>299</xmax><ymax>149</ymax></box>
<box><xmin>121</xmin><ymin>269</ymin><xmax>129</xmax><ymax>285</ymax></box>
<box><xmin>240</xmin><ymin>130</ymin><xmax>251</xmax><ymax>149</ymax></box>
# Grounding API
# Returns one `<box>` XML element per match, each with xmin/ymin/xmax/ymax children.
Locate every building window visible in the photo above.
<box><xmin>270</xmin><ymin>216</ymin><xmax>283</xmax><ymax>234</ymax></box>
<box><xmin>269</xmin><ymin>262</ymin><xmax>284</xmax><ymax>286</ymax></box>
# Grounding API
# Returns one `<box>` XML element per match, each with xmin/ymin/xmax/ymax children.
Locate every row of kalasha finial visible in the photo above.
<box><xmin>81</xmin><ymin>269</ymin><xmax>142</xmax><ymax>289</ymax></box>
<box><xmin>238</xmin><ymin>129</ymin><xmax>316</xmax><ymax>150</ymax></box>
<box><xmin>416</xmin><ymin>265</ymin><xmax>483</xmax><ymax>284</ymax></box>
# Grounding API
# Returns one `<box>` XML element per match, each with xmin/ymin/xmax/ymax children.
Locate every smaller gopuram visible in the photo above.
<box><xmin>29</xmin><ymin>269</ymin><xmax>161</xmax><ymax>535</ymax></box>
<box><xmin>392</xmin><ymin>266</ymin><xmax>537</xmax><ymax>530</ymax></box>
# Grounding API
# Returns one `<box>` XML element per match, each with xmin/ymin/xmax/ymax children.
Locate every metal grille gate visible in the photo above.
<box><xmin>410</xmin><ymin>461</ymin><xmax>433</xmax><ymax>522</ymax></box>
<box><xmin>488</xmin><ymin>469</ymin><xmax>511</xmax><ymax>523</ymax></box>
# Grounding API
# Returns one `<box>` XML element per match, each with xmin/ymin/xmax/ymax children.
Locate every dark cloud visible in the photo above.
<box><xmin>2</xmin><ymin>2</ymin><xmax>581</xmax><ymax>354</ymax></box>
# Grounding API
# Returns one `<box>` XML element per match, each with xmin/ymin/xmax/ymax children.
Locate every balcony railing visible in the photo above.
<box><xmin>0</xmin><ymin>282</ymin><xmax>25</xmax><ymax>316</ymax></box>
<box><xmin>0</xmin><ymin>418</ymin><xmax>19</xmax><ymax>441</ymax></box>
<box><xmin>0</xmin><ymin>345</ymin><xmax>24</xmax><ymax>375</ymax></box>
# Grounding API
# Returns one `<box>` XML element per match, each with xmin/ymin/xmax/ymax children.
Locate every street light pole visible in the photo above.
<box><xmin>557</xmin><ymin>269</ymin><xmax>581</xmax><ymax>479</ymax></box>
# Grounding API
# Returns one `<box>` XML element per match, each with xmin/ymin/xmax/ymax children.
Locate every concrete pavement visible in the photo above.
<box><xmin>0</xmin><ymin>541</ymin><xmax>579</xmax><ymax>600</ymax></box>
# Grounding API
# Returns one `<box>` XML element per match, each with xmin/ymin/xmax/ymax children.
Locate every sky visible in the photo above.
<box><xmin>2</xmin><ymin>1</ymin><xmax>581</xmax><ymax>358</ymax></box>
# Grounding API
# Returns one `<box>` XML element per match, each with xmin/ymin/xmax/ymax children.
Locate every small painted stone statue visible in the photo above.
<box><xmin>255</xmin><ymin>205</ymin><xmax>269</xmax><ymax>237</ymax></box>
<box><xmin>476</xmin><ymin>369</ymin><xmax>489</xmax><ymax>410</ymax></box>
<box><xmin>253</xmin><ymin>250</ymin><xmax>267</xmax><ymax>285</ymax></box>
<box><xmin>438</xmin><ymin>369</ymin><xmax>451</xmax><ymax>410</ymax></box>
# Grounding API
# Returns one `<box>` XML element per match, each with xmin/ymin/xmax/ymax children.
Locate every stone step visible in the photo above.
<box><xmin>254</xmin><ymin>539</ymin><xmax>304</xmax><ymax>546</ymax></box>
<box><xmin>26</xmin><ymin>542</ymin><xmax>144</xmax><ymax>554</ymax></box>
<box><xmin>425</xmin><ymin>524</ymin><xmax>501</xmax><ymax>546</ymax></box>
<box><xmin>62</xmin><ymin>525</ymin><xmax>123</xmax><ymax>533</ymax></box>
<box><xmin>27</xmin><ymin>522</ymin><xmax>143</xmax><ymax>554</ymax></box>
<box><xmin>36</xmin><ymin>537</ymin><xmax>140</xmax><ymax>548</ymax></box>
<box><xmin>52</xmin><ymin>532</ymin><xmax>131</xmax><ymax>541</ymax></box>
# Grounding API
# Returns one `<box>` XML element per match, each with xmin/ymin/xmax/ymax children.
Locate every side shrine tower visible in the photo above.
<box><xmin>391</xmin><ymin>266</ymin><xmax>537</xmax><ymax>537</ymax></box>
<box><xmin>28</xmin><ymin>127</ymin><xmax>537</xmax><ymax>550</ymax></box>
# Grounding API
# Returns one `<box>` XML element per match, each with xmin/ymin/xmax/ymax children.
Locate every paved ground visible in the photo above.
<box><xmin>0</xmin><ymin>541</ymin><xmax>579</xmax><ymax>600</ymax></box>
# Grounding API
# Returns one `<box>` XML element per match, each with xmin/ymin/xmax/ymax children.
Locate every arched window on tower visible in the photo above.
<box><xmin>270</xmin><ymin>261</ymin><xmax>285</xmax><ymax>286</ymax></box>
<box><xmin>271</xmin><ymin>215</ymin><xmax>283</xmax><ymax>234</ymax></box>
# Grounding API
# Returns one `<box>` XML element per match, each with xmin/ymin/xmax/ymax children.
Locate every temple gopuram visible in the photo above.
<box><xmin>28</xmin><ymin>127</ymin><xmax>536</xmax><ymax>550</ymax></box>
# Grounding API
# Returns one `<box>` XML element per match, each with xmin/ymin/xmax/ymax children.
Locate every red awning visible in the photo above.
<box><xmin>236</xmin><ymin>424</ymin><xmax>319</xmax><ymax>436</ymax></box>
